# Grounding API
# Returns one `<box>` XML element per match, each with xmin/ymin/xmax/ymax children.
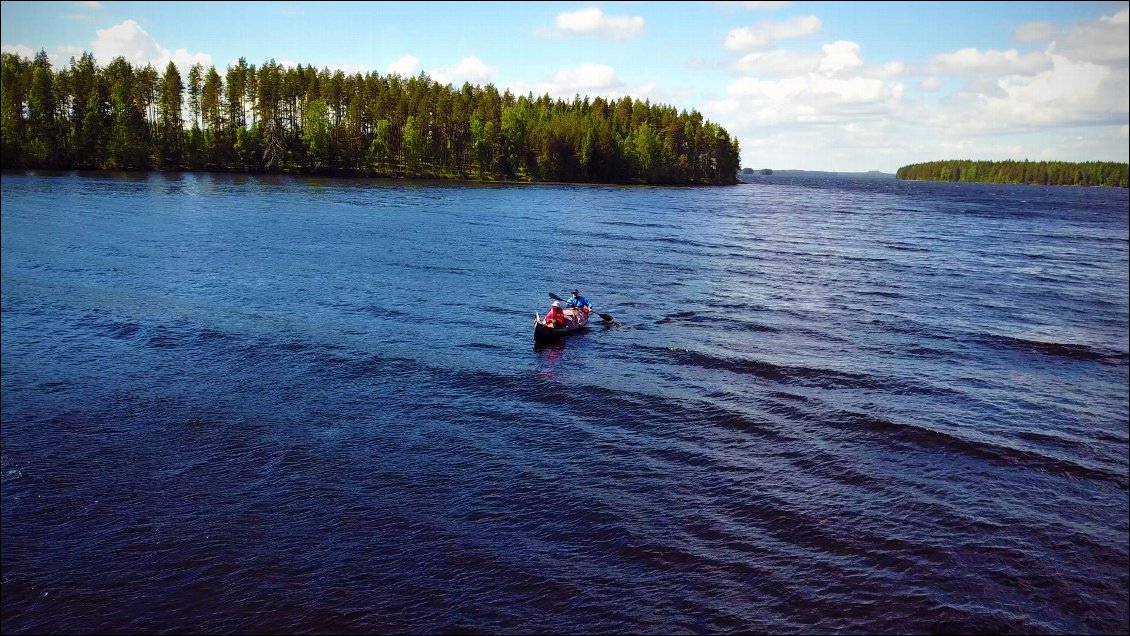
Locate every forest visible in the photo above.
<box><xmin>896</xmin><ymin>159</ymin><xmax>1128</xmax><ymax>188</ymax></box>
<box><xmin>1</xmin><ymin>51</ymin><xmax>740</xmax><ymax>185</ymax></box>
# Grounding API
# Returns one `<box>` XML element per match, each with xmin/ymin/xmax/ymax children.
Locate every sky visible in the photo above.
<box><xmin>2</xmin><ymin>0</ymin><xmax>1127</xmax><ymax>173</ymax></box>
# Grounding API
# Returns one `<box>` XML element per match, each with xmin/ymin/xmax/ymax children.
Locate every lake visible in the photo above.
<box><xmin>2</xmin><ymin>171</ymin><xmax>1127</xmax><ymax>634</ymax></box>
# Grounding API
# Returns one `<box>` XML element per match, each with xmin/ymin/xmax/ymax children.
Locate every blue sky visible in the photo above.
<box><xmin>3</xmin><ymin>1</ymin><xmax>1127</xmax><ymax>172</ymax></box>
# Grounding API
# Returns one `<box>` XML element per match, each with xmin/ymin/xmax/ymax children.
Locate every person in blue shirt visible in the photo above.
<box><xmin>567</xmin><ymin>289</ymin><xmax>591</xmax><ymax>313</ymax></box>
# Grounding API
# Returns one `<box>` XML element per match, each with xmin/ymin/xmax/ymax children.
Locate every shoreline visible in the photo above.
<box><xmin>1</xmin><ymin>168</ymin><xmax>738</xmax><ymax>188</ymax></box>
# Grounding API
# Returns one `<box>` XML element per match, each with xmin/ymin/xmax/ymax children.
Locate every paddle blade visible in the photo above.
<box><xmin>598</xmin><ymin>312</ymin><xmax>614</xmax><ymax>322</ymax></box>
<box><xmin>548</xmin><ymin>292</ymin><xmax>565</xmax><ymax>302</ymax></box>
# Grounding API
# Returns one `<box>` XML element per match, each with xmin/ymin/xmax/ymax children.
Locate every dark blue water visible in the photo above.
<box><xmin>2</xmin><ymin>171</ymin><xmax>1127</xmax><ymax>634</ymax></box>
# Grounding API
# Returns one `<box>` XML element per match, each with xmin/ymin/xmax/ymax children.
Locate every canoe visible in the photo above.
<box><xmin>534</xmin><ymin>306</ymin><xmax>590</xmax><ymax>341</ymax></box>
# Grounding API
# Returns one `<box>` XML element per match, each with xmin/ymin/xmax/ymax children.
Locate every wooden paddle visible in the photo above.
<box><xmin>549</xmin><ymin>292</ymin><xmax>614</xmax><ymax>322</ymax></box>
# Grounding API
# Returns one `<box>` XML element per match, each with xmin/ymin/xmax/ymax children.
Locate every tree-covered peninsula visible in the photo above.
<box><xmin>896</xmin><ymin>160</ymin><xmax>1128</xmax><ymax>188</ymax></box>
<box><xmin>1</xmin><ymin>51</ymin><xmax>740</xmax><ymax>185</ymax></box>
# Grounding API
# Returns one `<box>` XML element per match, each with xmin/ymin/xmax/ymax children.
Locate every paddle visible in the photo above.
<box><xmin>549</xmin><ymin>292</ymin><xmax>614</xmax><ymax>323</ymax></box>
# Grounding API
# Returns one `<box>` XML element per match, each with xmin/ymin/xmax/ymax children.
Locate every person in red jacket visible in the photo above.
<box><xmin>545</xmin><ymin>301</ymin><xmax>567</xmax><ymax>328</ymax></box>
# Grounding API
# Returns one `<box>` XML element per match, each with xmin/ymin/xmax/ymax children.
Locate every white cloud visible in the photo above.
<box><xmin>432</xmin><ymin>56</ymin><xmax>496</xmax><ymax>86</ymax></box>
<box><xmin>731</xmin><ymin>49</ymin><xmax>819</xmax><ymax>75</ymax></box>
<box><xmin>818</xmin><ymin>40</ymin><xmax>864</xmax><ymax>73</ymax></box>
<box><xmin>906</xmin><ymin>8</ymin><xmax>1128</xmax><ymax>143</ymax></box>
<box><xmin>711</xmin><ymin>24</ymin><xmax>912</xmax><ymax>171</ymax></box>
<box><xmin>0</xmin><ymin>44</ymin><xmax>80</xmax><ymax>68</ymax></box>
<box><xmin>387</xmin><ymin>54</ymin><xmax>418</xmax><ymax>76</ymax></box>
<box><xmin>920</xmin><ymin>77</ymin><xmax>943</xmax><ymax>91</ymax></box>
<box><xmin>91</xmin><ymin>20</ymin><xmax>165</xmax><ymax>66</ymax></box>
<box><xmin>903</xmin><ymin>52</ymin><xmax>1126</xmax><ymax>148</ymax></box>
<box><xmin>720</xmin><ymin>118</ymin><xmax>908</xmax><ymax>171</ymax></box>
<box><xmin>872</xmin><ymin>61</ymin><xmax>906</xmax><ymax>79</ymax></box>
<box><xmin>920</xmin><ymin>126</ymin><xmax>1127</xmax><ymax>167</ymax></box>
<box><xmin>729</xmin><ymin>45</ymin><xmax>895</xmax><ymax>80</ymax></box>
<box><xmin>714</xmin><ymin>3</ymin><xmax>1129</xmax><ymax>172</ymax></box>
<box><xmin>507</xmin><ymin>63</ymin><xmax>622</xmax><ymax>99</ymax></box>
<box><xmin>504</xmin><ymin>63</ymin><xmax>675</xmax><ymax>101</ymax></box>
<box><xmin>550</xmin><ymin>63</ymin><xmax>623</xmax><ymax>91</ymax></box>
<box><xmin>724</xmin><ymin>15</ymin><xmax>821</xmax><ymax>52</ymax></box>
<box><xmin>66</xmin><ymin>1</ymin><xmax>102</xmax><ymax>20</ymax></box>
<box><xmin>1015</xmin><ymin>7</ymin><xmax>1129</xmax><ymax>66</ymax></box>
<box><xmin>1</xmin><ymin>44</ymin><xmax>37</xmax><ymax>59</ymax></box>
<box><xmin>975</xmin><ymin>54</ymin><xmax>1121</xmax><ymax>128</ymax></box>
<box><xmin>711</xmin><ymin>1</ymin><xmax>792</xmax><ymax>11</ymax></box>
<box><xmin>90</xmin><ymin>20</ymin><xmax>212</xmax><ymax>75</ymax></box>
<box><xmin>552</xmin><ymin>8</ymin><xmax>645</xmax><ymax>41</ymax></box>
<box><xmin>725</xmin><ymin>74</ymin><xmax>899</xmax><ymax>110</ymax></box>
<box><xmin>927</xmin><ymin>47</ymin><xmax>1050</xmax><ymax>76</ymax></box>
<box><xmin>334</xmin><ymin>61</ymin><xmax>370</xmax><ymax>75</ymax></box>
<box><xmin>57</xmin><ymin>45</ymin><xmax>85</xmax><ymax>59</ymax></box>
<box><xmin>1101</xmin><ymin>7</ymin><xmax>1129</xmax><ymax>24</ymax></box>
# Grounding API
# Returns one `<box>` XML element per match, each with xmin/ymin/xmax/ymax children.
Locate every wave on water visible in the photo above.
<box><xmin>836</xmin><ymin>412</ymin><xmax>1129</xmax><ymax>489</ymax></box>
<box><xmin>983</xmin><ymin>334</ymin><xmax>1129</xmax><ymax>364</ymax></box>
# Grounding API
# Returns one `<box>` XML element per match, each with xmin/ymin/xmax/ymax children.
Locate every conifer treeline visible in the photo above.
<box><xmin>1</xmin><ymin>51</ymin><xmax>740</xmax><ymax>185</ymax></box>
<box><xmin>896</xmin><ymin>160</ymin><xmax>1128</xmax><ymax>188</ymax></box>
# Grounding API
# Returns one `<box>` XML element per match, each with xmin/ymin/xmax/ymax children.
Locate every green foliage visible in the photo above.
<box><xmin>0</xmin><ymin>50</ymin><xmax>740</xmax><ymax>185</ymax></box>
<box><xmin>158</xmin><ymin>62</ymin><xmax>184</xmax><ymax>168</ymax></box>
<box><xmin>897</xmin><ymin>160</ymin><xmax>1128</xmax><ymax>188</ymax></box>
<box><xmin>301</xmin><ymin>98</ymin><xmax>333</xmax><ymax>170</ymax></box>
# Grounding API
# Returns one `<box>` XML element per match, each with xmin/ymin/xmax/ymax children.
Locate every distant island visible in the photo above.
<box><xmin>738</xmin><ymin>169</ymin><xmax>894</xmax><ymax>182</ymax></box>
<box><xmin>896</xmin><ymin>160</ymin><xmax>1128</xmax><ymax>188</ymax></box>
<box><xmin>0</xmin><ymin>51</ymin><xmax>740</xmax><ymax>185</ymax></box>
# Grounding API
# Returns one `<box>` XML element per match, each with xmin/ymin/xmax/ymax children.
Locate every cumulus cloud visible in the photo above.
<box><xmin>724</xmin><ymin>74</ymin><xmax>901</xmax><ymax>115</ymax></box>
<box><xmin>387</xmin><ymin>55</ymin><xmax>418</xmax><ymax>76</ymax></box>
<box><xmin>818</xmin><ymin>40</ymin><xmax>864</xmax><ymax>73</ymax></box>
<box><xmin>90</xmin><ymin>20</ymin><xmax>212</xmax><ymax>74</ymax></box>
<box><xmin>333</xmin><ymin>61</ymin><xmax>370</xmax><ymax>75</ymax></box>
<box><xmin>502</xmin><ymin>63</ymin><xmax>679</xmax><ymax>102</ymax></box>
<box><xmin>731</xmin><ymin>49</ymin><xmax>819</xmax><ymax>75</ymax></box>
<box><xmin>920</xmin><ymin>77</ymin><xmax>943</xmax><ymax>91</ymax></box>
<box><xmin>550</xmin><ymin>63</ymin><xmax>624</xmax><ymax>92</ymax></box>
<box><xmin>731</xmin><ymin>45</ymin><xmax>900</xmax><ymax>79</ymax></box>
<box><xmin>711</xmin><ymin>1</ymin><xmax>792</xmax><ymax>11</ymax></box>
<box><xmin>915</xmin><ymin>7</ymin><xmax>1129</xmax><ymax>137</ymax></box>
<box><xmin>715</xmin><ymin>117</ymin><xmax>908</xmax><ymax>171</ymax></box>
<box><xmin>1</xmin><ymin>44</ymin><xmax>37</xmax><ymax>59</ymax></box>
<box><xmin>724</xmin><ymin>15</ymin><xmax>821</xmax><ymax>52</ymax></box>
<box><xmin>57</xmin><ymin>45</ymin><xmax>85</xmax><ymax>59</ymax></box>
<box><xmin>712</xmin><ymin>19</ymin><xmax>909</xmax><ymax>171</ymax></box>
<box><xmin>716</xmin><ymin>22</ymin><xmax>906</xmax><ymax>142</ymax></box>
<box><xmin>432</xmin><ymin>56</ymin><xmax>496</xmax><ymax>86</ymax></box>
<box><xmin>1015</xmin><ymin>6</ymin><xmax>1129</xmax><ymax>66</ymax></box>
<box><xmin>941</xmin><ymin>53</ymin><xmax>1125</xmax><ymax>131</ymax></box>
<box><xmin>0</xmin><ymin>44</ymin><xmax>77</xmax><ymax>68</ymax></box>
<box><xmin>550</xmin><ymin>8</ymin><xmax>645</xmax><ymax>41</ymax></box>
<box><xmin>926</xmin><ymin>47</ymin><xmax>1050</xmax><ymax>76</ymax></box>
<box><xmin>507</xmin><ymin>63</ymin><xmax>623</xmax><ymax>98</ymax></box>
<box><xmin>712</xmin><ymin>4</ymin><xmax>1128</xmax><ymax>171</ymax></box>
